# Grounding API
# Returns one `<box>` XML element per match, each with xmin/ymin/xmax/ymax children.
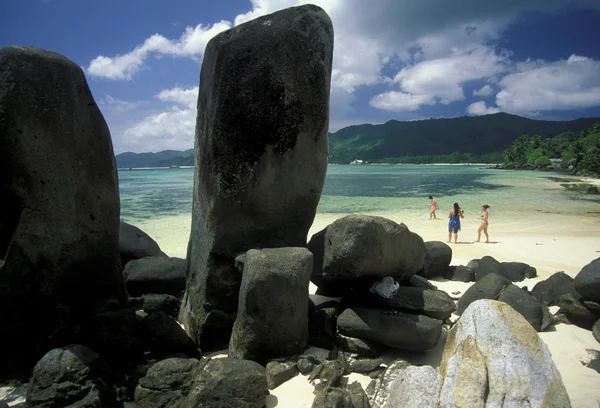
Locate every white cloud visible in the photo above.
<box><xmin>99</xmin><ymin>95</ymin><xmax>140</xmax><ymax>113</ymax></box>
<box><xmin>86</xmin><ymin>22</ymin><xmax>231</xmax><ymax>79</ymax></box>
<box><xmin>156</xmin><ymin>87</ymin><xmax>199</xmax><ymax>107</ymax></box>
<box><xmin>467</xmin><ymin>101</ymin><xmax>501</xmax><ymax>115</ymax></box>
<box><xmin>369</xmin><ymin>91</ymin><xmax>434</xmax><ymax>112</ymax></box>
<box><xmin>473</xmin><ymin>84</ymin><xmax>494</xmax><ymax>97</ymax></box>
<box><xmin>496</xmin><ymin>54</ymin><xmax>600</xmax><ymax>113</ymax></box>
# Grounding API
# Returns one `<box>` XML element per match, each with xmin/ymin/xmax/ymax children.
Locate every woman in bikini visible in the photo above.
<box><xmin>476</xmin><ymin>204</ymin><xmax>490</xmax><ymax>243</ymax></box>
<box><xmin>429</xmin><ymin>195</ymin><xmax>439</xmax><ymax>219</ymax></box>
<box><xmin>447</xmin><ymin>202</ymin><xmax>464</xmax><ymax>244</ymax></box>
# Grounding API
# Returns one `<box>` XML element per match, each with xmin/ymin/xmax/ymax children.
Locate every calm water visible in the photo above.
<box><xmin>118</xmin><ymin>164</ymin><xmax>599</xmax><ymax>224</ymax></box>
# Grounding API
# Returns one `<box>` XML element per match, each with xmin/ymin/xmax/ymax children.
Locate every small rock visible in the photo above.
<box><xmin>266</xmin><ymin>360</ymin><xmax>298</xmax><ymax>389</ymax></box>
<box><xmin>348</xmin><ymin>356</ymin><xmax>383</xmax><ymax>374</ymax></box>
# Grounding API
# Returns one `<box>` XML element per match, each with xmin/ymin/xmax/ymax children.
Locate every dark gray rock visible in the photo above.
<box><xmin>497</xmin><ymin>284</ymin><xmax>544</xmax><ymax>331</ymax></box>
<box><xmin>466</xmin><ymin>259</ymin><xmax>480</xmax><ymax>273</ymax></box>
<box><xmin>363</xmin><ymin>286</ymin><xmax>456</xmax><ymax>320</ymax></box>
<box><xmin>180</xmin><ymin>5</ymin><xmax>333</xmax><ymax>352</ymax></box>
<box><xmin>336</xmin><ymin>334</ymin><xmax>380</xmax><ymax>358</ymax></box>
<box><xmin>475</xmin><ymin>256</ymin><xmax>505</xmax><ymax>281</ymax></box>
<box><xmin>346</xmin><ymin>382</ymin><xmax>370</xmax><ymax>408</ymax></box>
<box><xmin>421</xmin><ymin>241</ymin><xmax>452</xmax><ymax>278</ymax></box>
<box><xmin>593</xmin><ymin>320</ymin><xmax>600</xmax><ymax>344</ymax></box>
<box><xmin>541</xmin><ymin>306</ymin><xmax>556</xmax><ymax>332</ymax></box>
<box><xmin>337</xmin><ymin>307</ymin><xmax>442</xmax><ymax>351</ymax></box>
<box><xmin>444</xmin><ymin>265</ymin><xmax>475</xmax><ymax>282</ymax></box>
<box><xmin>408</xmin><ymin>275</ymin><xmax>437</xmax><ymax>290</ymax></box>
<box><xmin>558</xmin><ymin>292</ymin><xmax>598</xmax><ymax>329</ymax></box>
<box><xmin>297</xmin><ymin>355</ymin><xmax>321</xmax><ymax>375</ymax></box>
<box><xmin>312</xmin><ymin>386</ymin><xmax>354</xmax><ymax>408</ymax></box>
<box><xmin>584</xmin><ymin>301</ymin><xmax>600</xmax><ymax>316</ymax></box>
<box><xmin>308</xmin><ymin>215</ymin><xmax>426</xmax><ymax>294</ymax></box>
<box><xmin>0</xmin><ymin>46</ymin><xmax>128</xmax><ymax>378</ymax></box>
<box><xmin>134</xmin><ymin>357</ymin><xmax>202</xmax><ymax>408</ymax></box>
<box><xmin>266</xmin><ymin>360</ymin><xmax>298</xmax><ymax>389</ymax></box>
<box><xmin>184</xmin><ymin>358</ymin><xmax>267</xmax><ymax>408</ymax></box>
<box><xmin>26</xmin><ymin>345</ymin><xmax>112</xmax><ymax>408</ymax></box>
<box><xmin>230</xmin><ymin>247</ymin><xmax>312</xmax><ymax>362</ymax></box>
<box><xmin>119</xmin><ymin>221</ymin><xmax>166</xmax><ymax>267</ymax></box>
<box><xmin>574</xmin><ymin>258</ymin><xmax>600</xmax><ymax>303</ymax></box>
<box><xmin>141</xmin><ymin>294</ymin><xmax>180</xmax><ymax>317</ymax></box>
<box><xmin>531</xmin><ymin>272</ymin><xmax>576</xmax><ymax>306</ymax></box>
<box><xmin>308</xmin><ymin>360</ymin><xmax>344</xmax><ymax>389</ymax></box>
<box><xmin>139</xmin><ymin>311</ymin><xmax>198</xmax><ymax>358</ymax></box>
<box><xmin>309</xmin><ymin>307</ymin><xmax>338</xmax><ymax>349</ymax></box>
<box><xmin>348</xmin><ymin>356</ymin><xmax>383</xmax><ymax>374</ymax></box>
<box><xmin>124</xmin><ymin>256</ymin><xmax>186</xmax><ymax>297</ymax></box>
<box><xmin>501</xmin><ymin>262</ymin><xmax>537</xmax><ymax>282</ymax></box>
<box><xmin>457</xmin><ymin>273</ymin><xmax>512</xmax><ymax>315</ymax></box>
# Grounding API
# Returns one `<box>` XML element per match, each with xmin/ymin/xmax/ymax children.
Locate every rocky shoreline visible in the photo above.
<box><xmin>1</xmin><ymin>4</ymin><xmax>599</xmax><ymax>408</ymax></box>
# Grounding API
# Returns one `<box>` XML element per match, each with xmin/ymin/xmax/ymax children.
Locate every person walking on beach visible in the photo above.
<box><xmin>475</xmin><ymin>204</ymin><xmax>490</xmax><ymax>243</ymax></box>
<box><xmin>429</xmin><ymin>195</ymin><xmax>439</xmax><ymax>219</ymax></box>
<box><xmin>447</xmin><ymin>202</ymin><xmax>464</xmax><ymax>243</ymax></box>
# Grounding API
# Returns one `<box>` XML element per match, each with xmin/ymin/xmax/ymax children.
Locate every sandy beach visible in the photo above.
<box><xmin>127</xmin><ymin>171</ymin><xmax>600</xmax><ymax>408</ymax></box>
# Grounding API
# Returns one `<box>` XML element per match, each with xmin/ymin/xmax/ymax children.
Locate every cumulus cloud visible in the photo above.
<box><xmin>370</xmin><ymin>92</ymin><xmax>435</xmax><ymax>112</ymax></box>
<box><xmin>156</xmin><ymin>87</ymin><xmax>199</xmax><ymax>107</ymax></box>
<box><xmin>473</xmin><ymin>84</ymin><xmax>494</xmax><ymax>97</ymax></box>
<box><xmin>86</xmin><ymin>21</ymin><xmax>231</xmax><ymax>79</ymax></box>
<box><xmin>496</xmin><ymin>54</ymin><xmax>600</xmax><ymax>113</ymax></box>
<box><xmin>467</xmin><ymin>101</ymin><xmax>501</xmax><ymax>115</ymax></box>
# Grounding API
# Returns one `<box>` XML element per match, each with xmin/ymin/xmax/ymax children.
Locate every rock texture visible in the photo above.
<box><xmin>363</xmin><ymin>286</ymin><xmax>456</xmax><ymax>320</ymax></box>
<box><xmin>229</xmin><ymin>247</ymin><xmax>312</xmax><ymax>362</ymax></box>
<box><xmin>0</xmin><ymin>46</ymin><xmax>128</xmax><ymax>377</ymax></box>
<box><xmin>421</xmin><ymin>241</ymin><xmax>452</xmax><ymax>278</ymax></box>
<box><xmin>384</xmin><ymin>365</ymin><xmax>443</xmax><ymax>408</ymax></box>
<box><xmin>124</xmin><ymin>256</ymin><xmax>186</xmax><ymax>297</ymax></box>
<box><xmin>573</xmin><ymin>257</ymin><xmax>600</xmax><ymax>303</ymax></box>
<box><xmin>337</xmin><ymin>307</ymin><xmax>442</xmax><ymax>351</ymax></box>
<box><xmin>26</xmin><ymin>345</ymin><xmax>112</xmax><ymax>408</ymax></box>
<box><xmin>531</xmin><ymin>272</ymin><xmax>576</xmax><ymax>306</ymax></box>
<box><xmin>179</xmin><ymin>4</ymin><xmax>334</xmax><ymax>350</ymax></box>
<box><xmin>439</xmin><ymin>300</ymin><xmax>571</xmax><ymax>408</ymax></box>
<box><xmin>308</xmin><ymin>215</ymin><xmax>426</xmax><ymax>294</ymax></box>
<box><xmin>139</xmin><ymin>311</ymin><xmax>199</xmax><ymax>358</ymax></box>
<box><xmin>457</xmin><ymin>273</ymin><xmax>511</xmax><ymax>314</ymax></box>
<box><xmin>119</xmin><ymin>221</ymin><xmax>166</xmax><ymax>267</ymax></box>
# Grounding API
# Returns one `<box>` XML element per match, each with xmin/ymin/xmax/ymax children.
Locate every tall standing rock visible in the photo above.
<box><xmin>0</xmin><ymin>46</ymin><xmax>127</xmax><ymax>377</ymax></box>
<box><xmin>179</xmin><ymin>5</ymin><xmax>333</xmax><ymax>349</ymax></box>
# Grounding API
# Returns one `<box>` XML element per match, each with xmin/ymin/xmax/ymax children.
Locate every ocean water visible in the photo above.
<box><xmin>118</xmin><ymin>164</ymin><xmax>600</xmax><ymax>225</ymax></box>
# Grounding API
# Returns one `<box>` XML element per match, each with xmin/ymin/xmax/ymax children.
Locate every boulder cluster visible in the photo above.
<box><xmin>1</xmin><ymin>4</ymin><xmax>598</xmax><ymax>408</ymax></box>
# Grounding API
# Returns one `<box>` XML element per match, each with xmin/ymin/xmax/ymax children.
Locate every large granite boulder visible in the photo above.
<box><xmin>573</xmin><ymin>257</ymin><xmax>600</xmax><ymax>303</ymax></box>
<box><xmin>119</xmin><ymin>221</ymin><xmax>166</xmax><ymax>267</ymax></box>
<box><xmin>531</xmin><ymin>272</ymin><xmax>576</xmax><ymax>306</ymax></box>
<box><xmin>184</xmin><ymin>358</ymin><xmax>267</xmax><ymax>408</ymax></box>
<box><xmin>439</xmin><ymin>300</ymin><xmax>570</xmax><ymax>407</ymax></box>
<box><xmin>124</xmin><ymin>256</ymin><xmax>186</xmax><ymax>297</ymax></box>
<box><xmin>366</xmin><ymin>359</ymin><xmax>411</xmax><ymax>408</ymax></box>
<box><xmin>421</xmin><ymin>241</ymin><xmax>452</xmax><ymax>278</ymax></box>
<box><xmin>179</xmin><ymin>4</ymin><xmax>333</xmax><ymax>351</ymax></box>
<box><xmin>497</xmin><ymin>284</ymin><xmax>544</xmax><ymax>331</ymax></box>
<box><xmin>139</xmin><ymin>311</ymin><xmax>199</xmax><ymax>358</ymax></box>
<box><xmin>308</xmin><ymin>215</ymin><xmax>426</xmax><ymax>294</ymax></box>
<box><xmin>362</xmin><ymin>286</ymin><xmax>456</xmax><ymax>320</ymax></box>
<box><xmin>134</xmin><ymin>357</ymin><xmax>203</xmax><ymax>408</ymax></box>
<box><xmin>457</xmin><ymin>273</ymin><xmax>511</xmax><ymax>315</ymax></box>
<box><xmin>27</xmin><ymin>345</ymin><xmax>113</xmax><ymax>408</ymax></box>
<box><xmin>501</xmin><ymin>261</ymin><xmax>537</xmax><ymax>281</ymax></box>
<box><xmin>230</xmin><ymin>247</ymin><xmax>312</xmax><ymax>362</ymax></box>
<box><xmin>337</xmin><ymin>307</ymin><xmax>442</xmax><ymax>351</ymax></box>
<box><xmin>383</xmin><ymin>365</ymin><xmax>443</xmax><ymax>408</ymax></box>
<box><xmin>0</xmin><ymin>46</ymin><xmax>128</xmax><ymax>377</ymax></box>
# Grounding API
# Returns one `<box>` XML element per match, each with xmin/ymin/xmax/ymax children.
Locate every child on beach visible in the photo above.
<box><xmin>447</xmin><ymin>202</ymin><xmax>464</xmax><ymax>243</ymax></box>
<box><xmin>475</xmin><ymin>204</ymin><xmax>490</xmax><ymax>243</ymax></box>
<box><xmin>429</xmin><ymin>195</ymin><xmax>439</xmax><ymax>219</ymax></box>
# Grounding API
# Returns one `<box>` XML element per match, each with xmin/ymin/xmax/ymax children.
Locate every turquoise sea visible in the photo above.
<box><xmin>118</xmin><ymin>164</ymin><xmax>600</xmax><ymax>225</ymax></box>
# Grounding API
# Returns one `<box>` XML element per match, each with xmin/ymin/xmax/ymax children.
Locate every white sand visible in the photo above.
<box><xmin>131</xmin><ymin>179</ymin><xmax>600</xmax><ymax>408</ymax></box>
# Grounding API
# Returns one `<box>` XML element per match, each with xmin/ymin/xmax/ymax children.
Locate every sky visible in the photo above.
<box><xmin>2</xmin><ymin>0</ymin><xmax>600</xmax><ymax>154</ymax></box>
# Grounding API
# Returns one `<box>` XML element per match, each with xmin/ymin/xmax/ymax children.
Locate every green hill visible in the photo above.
<box><xmin>114</xmin><ymin>113</ymin><xmax>600</xmax><ymax>166</ymax></box>
<box><xmin>115</xmin><ymin>149</ymin><xmax>194</xmax><ymax>168</ymax></box>
<box><xmin>328</xmin><ymin>113</ymin><xmax>600</xmax><ymax>163</ymax></box>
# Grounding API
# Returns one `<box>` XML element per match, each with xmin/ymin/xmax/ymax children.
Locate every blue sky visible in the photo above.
<box><xmin>2</xmin><ymin>0</ymin><xmax>600</xmax><ymax>153</ymax></box>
